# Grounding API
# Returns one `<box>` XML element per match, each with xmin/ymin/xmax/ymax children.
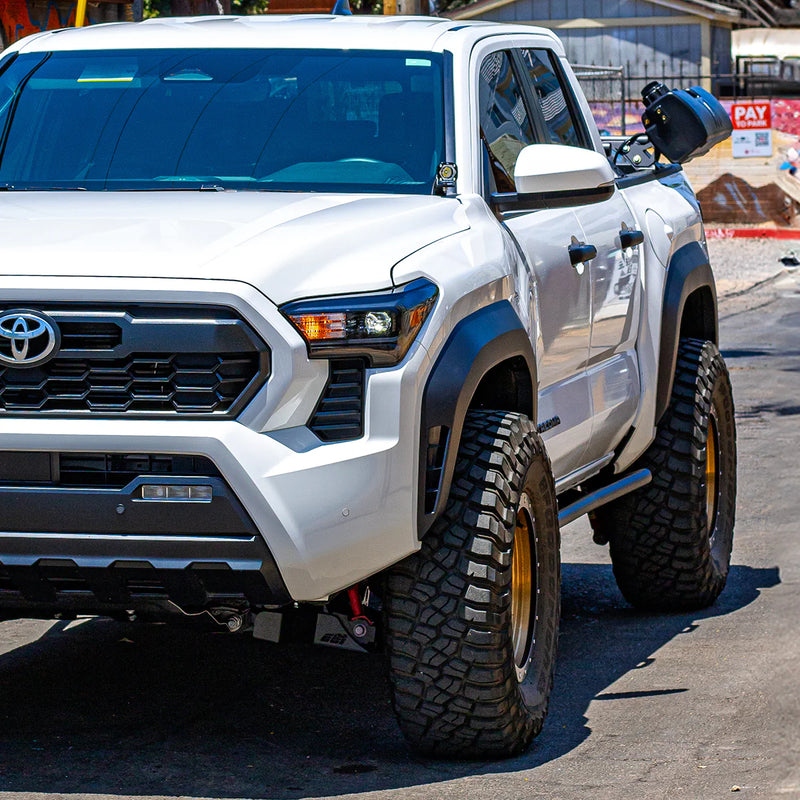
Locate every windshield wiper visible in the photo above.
<box><xmin>0</xmin><ymin>183</ymin><xmax>88</xmax><ymax>191</ymax></box>
<box><xmin>151</xmin><ymin>176</ymin><xmax>235</xmax><ymax>191</ymax></box>
<box><xmin>124</xmin><ymin>184</ymin><xmax>229</xmax><ymax>192</ymax></box>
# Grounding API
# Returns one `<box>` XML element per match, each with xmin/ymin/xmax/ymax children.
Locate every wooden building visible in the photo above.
<box><xmin>445</xmin><ymin>0</ymin><xmax>741</xmax><ymax>85</ymax></box>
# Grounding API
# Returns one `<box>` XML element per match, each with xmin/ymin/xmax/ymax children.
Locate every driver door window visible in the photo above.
<box><xmin>477</xmin><ymin>50</ymin><xmax>535</xmax><ymax>193</ymax></box>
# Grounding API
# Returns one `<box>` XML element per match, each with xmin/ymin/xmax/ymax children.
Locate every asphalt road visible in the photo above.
<box><xmin>1</xmin><ymin>269</ymin><xmax>799</xmax><ymax>800</ymax></box>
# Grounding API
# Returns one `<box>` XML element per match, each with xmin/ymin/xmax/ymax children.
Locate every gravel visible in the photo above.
<box><xmin>707</xmin><ymin>237</ymin><xmax>799</xmax><ymax>296</ymax></box>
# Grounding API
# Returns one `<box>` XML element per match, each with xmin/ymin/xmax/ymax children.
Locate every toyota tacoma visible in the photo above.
<box><xmin>0</xmin><ymin>16</ymin><xmax>735</xmax><ymax>758</ymax></box>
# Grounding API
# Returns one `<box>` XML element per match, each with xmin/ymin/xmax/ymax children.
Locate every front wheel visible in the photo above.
<box><xmin>385</xmin><ymin>410</ymin><xmax>560</xmax><ymax>759</ymax></box>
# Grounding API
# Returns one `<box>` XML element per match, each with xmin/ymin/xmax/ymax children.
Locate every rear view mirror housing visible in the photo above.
<box><xmin>491</xmin><ymin>143</ymin><xmax>616</xmax><ymax>213</ymax></box>
<box><xmin>513</xmin><ymin>143</ymin><xmax>616</xmax><ymax>195</ymax></box>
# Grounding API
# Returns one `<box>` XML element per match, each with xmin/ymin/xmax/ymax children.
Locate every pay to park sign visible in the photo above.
<box><xmin>731</xmin><ymin>101</ymin><xmax>773</xmax><ymax>158</ymax></box>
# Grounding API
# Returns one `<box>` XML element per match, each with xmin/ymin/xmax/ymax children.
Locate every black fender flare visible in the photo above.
<box><xmin>418</xmin><ymin>300</ymin><xmax>537</xmax><ymax>537</ymax></box>
<box><xmin>655</xmin><ymin>241</ymin><xmax>718</xmax><ymax>423</ymax></box>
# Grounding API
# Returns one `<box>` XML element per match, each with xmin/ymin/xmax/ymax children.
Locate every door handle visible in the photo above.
<box><xmin>619</xmin><ymin>229</ymin><xmax>644</xmax><ymax>249</ymax></box>
<box><xmin>568</xmin><ymin>243</ymin><xmax>597</xmax><ymax>266</ymax></box>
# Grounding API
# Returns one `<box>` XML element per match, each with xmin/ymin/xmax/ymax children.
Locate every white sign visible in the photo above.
<box><xmin>732</xmin><ymin>129</ymin><xmax>773</xmax><ymax>158</ymax></box>
<box><xmin>731</xmin><ymin>101</ymin><xmax>773</xmax><ymax>158</ymax></box>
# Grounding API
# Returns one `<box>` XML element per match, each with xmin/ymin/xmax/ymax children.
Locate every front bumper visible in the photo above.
<box><xmin>0</xmin><ymin>277</ymin><xmax>429</xmax><ymax>604</ymax></box>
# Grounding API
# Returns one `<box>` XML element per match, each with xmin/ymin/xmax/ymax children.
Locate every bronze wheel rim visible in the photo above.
<box><xmin>511</xmin><ymin>493</ymin><xmax>536</xmax><ymax>682</ymax></box>
<box><xmin>706</xmin><ymin>416</ymin><xmax>719</xmax><ymax>539</ymax></box>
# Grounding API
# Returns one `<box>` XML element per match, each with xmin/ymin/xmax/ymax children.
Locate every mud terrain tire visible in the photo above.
<box><xmin>385</xmin><ymin>410</ymin><xmax>560</xmax><ymax>759</ymax></box>
<box><xmin>592</xmin><ymin>338</ymin><xmax>736</xmax><ymax>610</ymax></box>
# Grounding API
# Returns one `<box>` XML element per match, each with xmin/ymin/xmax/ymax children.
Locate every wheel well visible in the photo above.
<box><xmin>468</xmin><ymin>356</ymin><xmax>534</xmax><ymax>419</ymax></box>
<box><xmin>655</xmin><ymin>242</ymin><xmax>718</xmax><ymax>424</ymax></box>
<box><xmin>418</xmin><ymin>301</ymin><xmax>538</xmax><ymax>536</ymax></box>
<box><xmin>679</xmin><ymin>286</ymin><xmax>717</xmax><ymax>344</ymax></box>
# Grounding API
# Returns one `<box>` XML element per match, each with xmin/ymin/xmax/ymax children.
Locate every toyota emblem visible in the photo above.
<box><xmin>0</xmin><ymin>310</ymin><xmax>60</xmax><ymax>367</ymax></box>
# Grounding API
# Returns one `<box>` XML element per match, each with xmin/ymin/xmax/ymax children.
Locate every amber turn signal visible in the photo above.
<box><xmin>290</xmin><ymin>312</ymin><xmax>347</xmax><ymax>341</ymax></box>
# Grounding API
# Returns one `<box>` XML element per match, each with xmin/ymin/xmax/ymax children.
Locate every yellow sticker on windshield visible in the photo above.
<box><xmin>77</xmin><ymin>63</ymin><xmax>137</xmax><ymax>83</ymax></box>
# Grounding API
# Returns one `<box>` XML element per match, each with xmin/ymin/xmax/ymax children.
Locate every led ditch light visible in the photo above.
<box><xmin>281</xmin><ymin>279</ymin><xmax>438</xmax><ymax>367</ymax></box>
<box><xmin>141</xmin><ymin>484</ymin><xmax>213</xmax><ymax>502</ymax></box>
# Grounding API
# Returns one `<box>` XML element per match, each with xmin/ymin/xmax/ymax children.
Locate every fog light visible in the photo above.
<box><xmin>141</xmin><ymin>484</ymin><xmax>213</xmax><ymax>502</ymax></box>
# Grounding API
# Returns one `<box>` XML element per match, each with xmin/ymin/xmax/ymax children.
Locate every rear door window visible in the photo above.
<box><xmin>519</xmin><ymin>49</ymin><xmax>589</xmax><ymax>149</ymax></box>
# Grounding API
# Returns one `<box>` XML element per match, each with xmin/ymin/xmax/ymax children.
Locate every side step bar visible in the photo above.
<box><xmin>557</xmin><ymin>468</ymin><xmax>652</xmax><ymax>528</ymax></box>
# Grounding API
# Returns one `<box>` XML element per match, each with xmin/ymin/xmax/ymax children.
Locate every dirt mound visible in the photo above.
<box><xmin>697</xmin><ymin>172</ymin><xmax>799</xmax><ymax>226</ymax></box>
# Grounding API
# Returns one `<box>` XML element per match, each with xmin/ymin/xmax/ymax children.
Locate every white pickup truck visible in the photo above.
<box><xmin>0</xmin><ymin>15</ymin><xmax>735</xmax><ymax>758</ymax></box>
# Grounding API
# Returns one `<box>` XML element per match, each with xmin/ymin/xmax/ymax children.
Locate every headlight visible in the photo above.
<box><xmin>280</xmin><ymin>279</ymin><xmax>438</xmax><ymax>367</ymax></box>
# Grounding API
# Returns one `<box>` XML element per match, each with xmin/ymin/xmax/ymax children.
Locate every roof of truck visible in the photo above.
<box><xmin>12</xmin><ymin>15</ymin><xmax>560</xmax><ymax>54</ymax></box>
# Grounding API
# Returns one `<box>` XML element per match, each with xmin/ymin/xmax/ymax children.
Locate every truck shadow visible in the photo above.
<box><xmin>0</xmin><ymin>562</ymin><xmax>780</xmax><ymax>799</ymax></box>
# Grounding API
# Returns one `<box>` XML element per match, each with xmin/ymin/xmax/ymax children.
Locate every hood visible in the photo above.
<box><xmin>0</xmin><ymin>192</ymin><xmax>470</xmax><ymax>303</ymax></box>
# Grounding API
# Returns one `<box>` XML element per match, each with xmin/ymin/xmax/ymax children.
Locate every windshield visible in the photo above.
<box><xmin>0</xmin><ymin>48</ymin><xmax>445</xmax><ymax>193</ymax></box>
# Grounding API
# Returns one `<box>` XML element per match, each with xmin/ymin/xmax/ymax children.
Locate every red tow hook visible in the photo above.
<box><xmin>346</xmin><ymin>585</ymin><xmax>374</xmax><ymax>643</ymax></box>
<box><xmin>347</xmin><ymin>585</ymin><xmax>366</xmax><ymax>619</ymax></box>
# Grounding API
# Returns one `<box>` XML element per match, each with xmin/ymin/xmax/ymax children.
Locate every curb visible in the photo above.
<box><xmin>706</xmin><ymin>228</ymin><xmax>800</xmax><ymax>240</ymax></box>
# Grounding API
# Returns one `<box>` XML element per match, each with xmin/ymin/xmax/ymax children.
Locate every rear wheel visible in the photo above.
<box><xmin>385</xmin><ymin>410</ymin><xmax>560</xmax><ymax>759</ymax></box>
<box><xmin>592</xmin><ymin>338</ymin><xmax>736</xmax><ymax>610</ymax></box>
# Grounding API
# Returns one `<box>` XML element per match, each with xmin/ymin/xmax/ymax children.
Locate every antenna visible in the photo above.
<box><xmin>331</xmin><ymin>0</ymin><xmax>353</xmax><ymax>14</ymax></box>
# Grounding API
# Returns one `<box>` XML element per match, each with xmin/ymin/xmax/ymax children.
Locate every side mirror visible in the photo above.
<box><xmin>491</xmin><ymin>143</ymin><xmax>616</xmax><ymax>213</ymax></box>
<box><xmin>514</xmin><ymin>143</ymin><xmax>616</xmax><ymax>193</ymax></box>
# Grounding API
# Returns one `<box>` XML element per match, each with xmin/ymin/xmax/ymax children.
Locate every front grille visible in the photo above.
<box><xmin>0</xmin><ymin>451</ymin><xmax>221</xmax><ymax>488</ymax></box>
<box><xmin>59</xmin><ymin>453</ymin><xmax>222</xmax><ymax>487</ymax></box>
<box><xmin>0</xmin><ymin>450</ymin><xmax>259</xmax><ymax>542</ymax></box>
<box><xmin>308</xmin><ymin>359</ymin><xmax>365</xmax><ymax>442</ymax></box>
<box><xmin>0</xmin><ymin>353</ymin><xmax>260</xmax><ymax>414</ymax></box>
<box><xmin>58</xmin><ymin>321</ymin><xmax>122</xmax><ymax>350</ymax></box>
<box><xmin>0</xmin><ymin>305</ymin><xmax>269</xmax><ymax>417</ymax></box>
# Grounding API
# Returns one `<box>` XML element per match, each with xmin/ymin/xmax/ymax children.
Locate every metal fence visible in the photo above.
<box><xmin>572</xmin><ymin>65</ymin><xmax>630</xmax><ymax>136</ymax></box>
<box><xmin>575</xmin><ymin>66</ymin><xmax>800</xmax><ymax>136</ymax></box>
